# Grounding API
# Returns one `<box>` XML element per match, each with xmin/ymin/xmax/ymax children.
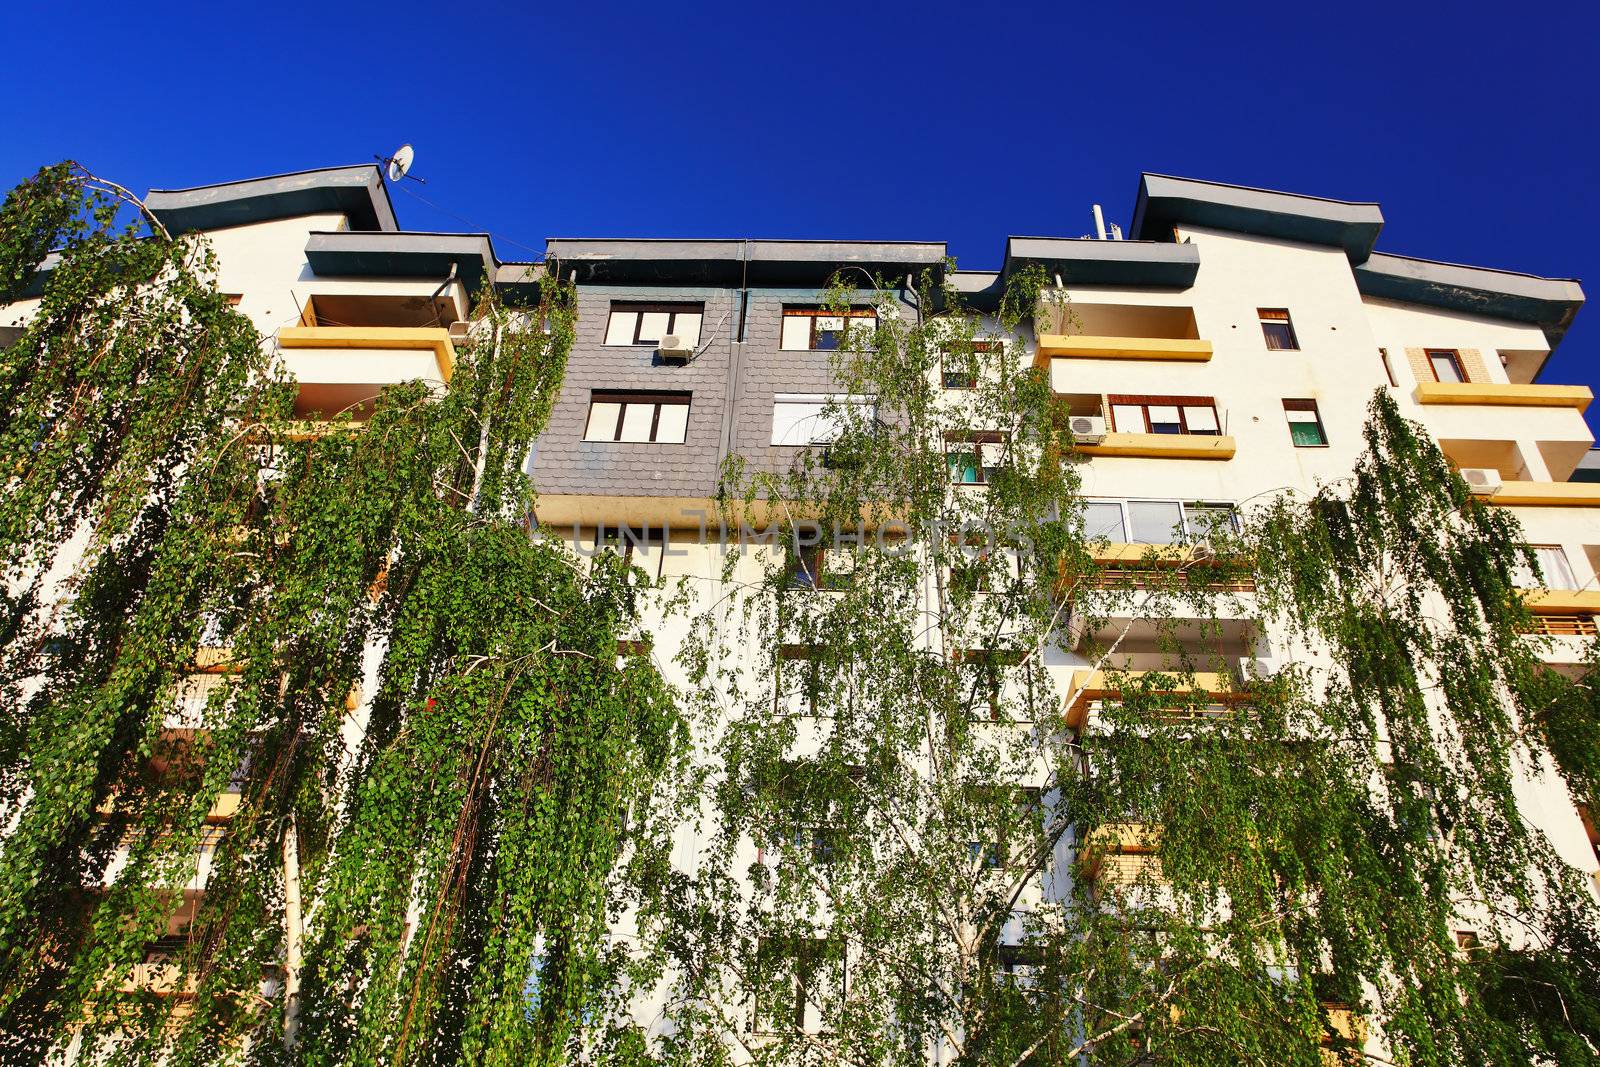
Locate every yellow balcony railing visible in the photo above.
<box><xmin>1486</xmin><ymin>481</ymin><xmax>1600</xmax><ymax>507</ymax></box>
<box><xmin>1035</xmin><ymin>334</ymin><xmax>1212</xmax><ymax>363</ymax></box>
<box><xmin>1076</xmin><ymin>433</ymin><xmax>1236</xmax><ymax>460</ymax></box>
<box><xmin>1413</xmin><ymin>382</ymin><xmax>1591</xmax><ymax>411</ymax></box>
<box><xmin>276</xmin><ymin>325</ymin><xmax>455</xmax><ymax>380</ymax></box>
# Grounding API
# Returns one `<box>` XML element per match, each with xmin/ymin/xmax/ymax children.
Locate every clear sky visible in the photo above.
<box><xmin>3</xmin><ymin>0</ymin><xmax>1595</xmax><ymax>431</ymax></box>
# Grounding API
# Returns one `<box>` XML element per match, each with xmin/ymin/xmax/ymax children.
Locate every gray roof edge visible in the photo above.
<box><xmin>1132</xmin><ymin>172</ymin><xmax>1384</xmax><ymax>259</ymax></box>
<box><xmin>1360</xmin><ymin>251</ymin><xmax>1584</xmax><ymax>299</ymax></box>
<box><xmin>146</xmin><ymin>165</ymin><xmax>396</xmax><ymax>234</ymax></box>
<box><xmin>1140</xmin><ymin>172</ymin><xmax>1382</xmax><ymax>212</ymax></box>
<box><xmin>1006</xmin><ymin>236</ymin><xmax>1200</xmax><ymax>263</ymax></box>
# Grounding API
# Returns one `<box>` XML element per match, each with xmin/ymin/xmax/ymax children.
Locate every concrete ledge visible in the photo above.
<box><xmin>1414</xmin><ymin>382</ymin><xmax>1591</xmax><ymax>411</ymax></box>
<box><xmin>1076</xmin><ymin>433</ymin><xmax>1236</xmax><ymax>460</ymax></box>
<box><xmin>1486</xmin><ymin>481</ymin><xmax>1600</xmax><ymax>507</ymax></box>
<box><xmin>1521</xmin><ymin>589</ymin><xmax>1600</xmax><ymax>614</ymax></box>
<box><xmin>277</xmin><ymin>326</ymin><xmax>455</xmax><ymax>380</ymax></box>
<box><xmin>1037</xmin><ymin>335</ymin><xmax>1212</xmax><ymax>362</ymax></box>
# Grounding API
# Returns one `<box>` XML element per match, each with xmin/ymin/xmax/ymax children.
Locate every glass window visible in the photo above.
<box><xmin>780</xmin><ymin>308</ymin><xmax>876</xmax><ymax>351</ymax></box>
<box><xmin>582</xmin><ymin>392</ymin><xmax>690</xmax><ymax>443</ymax></box>
<box><xmin>1518</xmin><ymin>545</ymin><xmax>1577</xmax><ymax>590</ymax></box>
<box><xmin>1283</xmin><ymin>399</ymin><xmax>1328</xmax><ymax>447</ymax></box>
<box><xmin>1428</xmin><ymin>350</ymin><xmax>1466</xmax><ymax>383</ymax></box>
<box><xmin>1184</xmin><ymin>503</ymin><xmax>1237</xmax><ymax>540</ymax></box>
<box><xmin>604</xmin><ymin>302</ymin><xmax>705</xmax><ymax>347</ymax></box>
<box><xmin>770</xmin><ymin>395</ymin><xmax>874</xmax><ymax>446</ymax></box>
<box><xmin>1128</xmin><ymin>500</ymin><xmax>1184</xmax><ymax>544</ymax></box>
<box><xmin>946</xmin><ymin>435</ymin><xmax>1004</xmax><ymax>483</ymax></box>
<box><xmin>940</xmin><ymin>340</ymin><xmax>999</xmax><ymax>389</ymax></box>
<box><xmin>1109</xmin><ymin>396</ymin><xmax>1220</xmax><ymax>435</ymax></box>
<box><xmin>1083</xmin><ymin>501</ymin><xmax>1127</xmax><ymax>542</ymax></box>
<box><xmin>1259</xmin><ymin>308</ymin><xmax>1299</xmax><ymax>351</ymax></box>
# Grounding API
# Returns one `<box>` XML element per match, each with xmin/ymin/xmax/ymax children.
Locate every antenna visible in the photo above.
<box><xmin>377</xmin><ymin>143</ymin><xmax>424</xmax><ymax>184</ymax></box>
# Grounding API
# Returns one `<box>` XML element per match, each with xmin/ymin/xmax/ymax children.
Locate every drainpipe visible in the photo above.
<box><xmin>430</xmin><ymin>263</ymin><xmax>459</xmax><ymax>325</ymax></box>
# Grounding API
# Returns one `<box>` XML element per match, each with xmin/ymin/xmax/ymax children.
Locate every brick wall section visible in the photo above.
<box><xmin>732</xmin><ymin>289</ymin><xmax>917</xmax><ymax>477</ymax></box>
<box><xmin>1404</xmin><ymin>346</ymin><xmax>1488</xmax><ymax>384</ymax></box>
<box><xmin>532</xmin><ymin>284</ymin><xmax>914</xmax><ymax>500</ymax></box>
<box><xmin>531</xmin><ymin>284</ymin><xmax>737</xmax><ymax>500</ymax></box>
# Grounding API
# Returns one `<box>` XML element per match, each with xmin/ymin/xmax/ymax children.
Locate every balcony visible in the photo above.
<box><xmin>1413</xmin><ymin>382</ymin><xmax>1591</xmax><ymax>410</ymax></box>
<box><xmin>1076</xmin><ymin>822</ymin><xmax>1162</xmax><ymax>887</ymax></box>
<box><xmin>1076</xmin><ymin>433</ymin><xmax>1235</xmax><ymax>460</ymax></box>
<box><xmin>1064</xmin><ymin>668</ymin><xmax>1247</xmax><ymax>730</ymax></box>
<box><xmin>277</xmin><ymin>326</ymin><xmax>455</xmax><ymax>419</ymax></box>
<box><xmin>1037</xmin><ymin>335</ymin><xmax>1212</xmax><ymax>362</ymax></box>
<box><xmin>1486</xmin><ymin>481</ymin><xmax>1600</xmax><ymax>507</ymax></box>
<box><xmin>1036</xmin><ymin>302</ymin><xmax>1209</xmax><ymax>363</ymax></box>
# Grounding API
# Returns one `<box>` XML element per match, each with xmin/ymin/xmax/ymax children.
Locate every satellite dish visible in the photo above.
<box><xmin>386</xmin><ymin>144</ymin><xmax>415</xmax><ymax>182</ymax></box>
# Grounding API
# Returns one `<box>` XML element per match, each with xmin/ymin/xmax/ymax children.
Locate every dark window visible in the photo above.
<box><xmin>1259</xmin><ymin>308</ymin><xmax>1299</xmax><ymax>351</ymax></box>
<box><xmin>786</xmin><ymin>541</ymin><xmax>854</xmax><ymax>591</ymax></box>
<box><xmin>941</xmin><ymin>340</ymin><xmax>999</xmax><ymax>389</ymax></box>
<box><xmin>603</xmin><ymin>302</ymin><xmax>704</xmax><ymax>346</ymax></box>
<box><xmin>1427</xmin><ymin>349</ymin><xmax>1466</xmax><ymax>383</ymax></box>
<box><xmin>582</xmin><ymin>391</ymin><xmax>690</xmax><ymax>443</ymax></box>
<box><xmin>1107</xmin><ymin>395</ymin><xmax>1220</xmax><ymax>436</ymax></box>
<box><xmin>1283</xmin><ymin>399</ymin><xmax>1328</xmax><ymax>447</ymax></box>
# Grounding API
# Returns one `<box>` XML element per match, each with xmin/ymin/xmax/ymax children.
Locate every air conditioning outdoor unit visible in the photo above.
<box><xmin>1459</xmin><ymin>467</ymin><xmax>1503</xmax><ymax>495</ymax></box>
<box><xmin>657</xmin><ymin>335</ymin><xmax>694</xmax><ymax>363</ymax></box>
<box><xmin>1069</xmin><ymin>415</ymin><xmax>1107</xmax><ymax>443</ymax></box>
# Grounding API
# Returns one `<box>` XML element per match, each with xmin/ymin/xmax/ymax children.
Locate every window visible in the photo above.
<box><xmin>595</xmin><ymin>525</ymin><xmax>668</xmax><ymax>581</ymax></box>
<box><xmin>946</xmin><ymin>433</ymin><xmax>1006</xmax><ymax>484</ymax></box>
<box><xmin>780</xmin><ymin>307</ymin><xmax>876</xmax><ymax>351</ymax></box>
<box><xmin>1283</xmin><ymin>399</ymin><xmax>1328</xmax><ymax>447</ymax></box>
<box><xmin>1516</xmin><ymin>545</ymin><xmax>1577</xmax><ymax>590</ymax></box>
<box><xmin>1258</xmin><ymin>308</ymin><xmax>1299</xmax><ymax>351</ymax></box>
<box><xmin>964</xmin><ymin>785</ymin><xmax>1042</xmax><ymax>864</ymax></box>
<box><xmin>582</xmin><ymin>391</ymin><xmax>690</xmax><ymax>443</ymax></box>
<box><xmin>787</xmin><ymin>540</ymin><xmax>855</xmax><ymax>591</ymax></box>
<box><xmin>224</xmin><ymin>293</ymin><xmax>243</xmax><ymax>307</ymax></box>
<box><xmin>1427</xmin><ymin>349</ymin><xmax>1466</xmax><ymax>383</ymax></box>
<box><xmin>1081</xmin><ymin>499</ymin><xmax>1237</xmax><ymax>545</ymax></box>
<box><xmin>941</xmin><ymin>340</ymin><xmax>1000</xmax><ymax>389</ymax></box>
<box><xmin>754</xmin><ymin>937</ymin><xmax>842</xmax><ymax>1032</ymax></box>
<box><xmin>603</xmin><ymin>302</ymin><xmax>704</xmax><ymax>347</ymax></box>
<box><xmin>1108</xmin><ymin>395</ymin><xmax>1220</xmax><ymax>436</ymax></box>
<box><xmin>770</xmin><ymin>394</ymin><xmax>874</xmax><ymax>446</ymax></box>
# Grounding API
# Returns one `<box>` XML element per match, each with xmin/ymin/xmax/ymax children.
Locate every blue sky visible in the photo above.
<box><xmin>4</xmin><ymin>0</ymin><xmax>1595</xmax><ymax>430</ymax></box>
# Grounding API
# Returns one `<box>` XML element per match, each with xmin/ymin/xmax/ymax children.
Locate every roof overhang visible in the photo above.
<box><xmin>1002</xmin><ymin>236</ymin><xmax>1200</xmax><ymax>288</ymax></box>
<box><xmin>545</xmin><ymin>238</ymin><xmax>946</xmax><ymax>287</ymax></box>
<box><xmin>147</xmin><ymin>165</ymin><xmax>397</xmax><ymax>235</ymax></box>
<box><xmin>1355</xmin><ymin>252</ymin><xmax>1585</xmax><ymax>349</ymax></box>
<box><xmin>305</xmin><ymin>231</ymin><xmax>498</xmax><ymax>292</ymax></box>
<box><xmin>1131</xmin><ymin>173</ymin><xmax>1384</xmax><ymax>262</ymax></box>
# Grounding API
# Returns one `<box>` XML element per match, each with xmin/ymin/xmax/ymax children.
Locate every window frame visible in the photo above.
<box><xmin>770</xmin><ymin>393</ymin><xmax>875</xmax><ymax>447</ymax></box>
<box><xmin>780</xmin><ymin>307</ymin><xmax>877</xmax><ymax>352</ymax></box>
<box><xmin>1282</xmin><ymin>398</ymin><xmax>1329</xmax><ymax>448</ymax></box>
<box><xmin>582</xmin><ymin>391</ymin><xmax>691</xmax><ymax>444</ymax></box>
<box><xmin>1081</xmin><ymin>498</ymin><xmax>1239</xmax><ymax>545</ymax></box>
<box><xmin>1258</xmin><ymin>308</ymin><xmax>1300</xmax><ymax>351</ymax></box>
<box><xmin>945</xmin><ymin>431</ymin><xmax>1007</xmax><ymax>484</ymax></box>
<box><xmin>940</xmin><ymin>339</ymin><xmax>1001</xmax><ymax>390</ymax></box>
<box><xmin>1426</xmin><ymin>349</ymin><xmax>1467</xmax><ymax>383</ymax></box>
<box><xmin>786</xmin><ymin>540</ymin><xmax>855</xmax><ymax>592</ymax></box>
<box><xmin>1106</xmin><ymin>394</ymin><xmax>1221</xmax><ymax>436</ymax></box>
<box><xmin>1521</xmin><ymin>544</ymin><xmax>1578</xmax><ymax>590</ymax></box>
<box><xmin>603</xmin><ymin>301</ymin><xmax>705</xmax><ymax>347</ymax></box>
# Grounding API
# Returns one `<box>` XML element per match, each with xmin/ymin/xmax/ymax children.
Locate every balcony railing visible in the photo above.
<box><xmin>1035</xmin><ymin>334</ymin><xmax>1213</xmax><ymax>362</ymax></box>
<box><xmin>1413</xmin><ymin>382</ymin><xmax>1592</xmax><ymax>410</ymax></box>
<box><xmin>276</xmin><ymin>326</ymin><xmax>456</xmax><ymax>419</ymax></box>
<box><xmin>1485</xmin><ymin>482</ymin><xmax>1600</xmax><ymax>507</ymax></box>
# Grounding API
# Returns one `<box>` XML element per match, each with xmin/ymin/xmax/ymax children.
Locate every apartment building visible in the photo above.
<box><xmin>9</xmin><ymin>164</ymin><xmax>1597</xmax><ymax>1056</ymax></box>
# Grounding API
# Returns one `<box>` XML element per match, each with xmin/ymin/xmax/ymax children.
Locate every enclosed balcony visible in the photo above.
<box><xmin>1057</xmin><ymin>392</ymin><xmax>1236</xmax><ymax>460</ymax></box>
<box><xmin>276</xmin><ymin>294</ymin><xmax>458</xmax><ymax>420</ymax></box>
<box><xmin>1035</xmin><ymin>303</ymin><xmax>1210</xmax><ymax>363</ymax></box>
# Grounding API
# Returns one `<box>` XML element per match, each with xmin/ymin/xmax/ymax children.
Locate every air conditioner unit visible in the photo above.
<box><xmin>1459</xmin><ymin>468</ymin><xmax>1503</xmax><ymax>495</ymax></box>
<box><xmin>447</xmin><ymin>320</ymin><xmax>472</xmax><ymax>344</ymax></box>
<box><xmin>1069</xmin><ymin>415</ymin><xmax>1107</xmax><ymax>443</ymax></box>
<box><xmin>657</xmin><ymin>335</ymin><xmax>693</xmax><ymax>363</ymax></box>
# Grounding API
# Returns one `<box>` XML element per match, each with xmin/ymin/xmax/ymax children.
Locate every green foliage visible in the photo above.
<box><xmin>0</xmin><ymin>165</ymin><xmax>682</xmax><ymax>1064</ymax></box>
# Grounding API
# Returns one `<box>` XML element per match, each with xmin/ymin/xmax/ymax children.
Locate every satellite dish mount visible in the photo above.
<box><xmin>377</xmin><ymin>143</ymin><xmax>424</xmax><ymax>184</ymax></box>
